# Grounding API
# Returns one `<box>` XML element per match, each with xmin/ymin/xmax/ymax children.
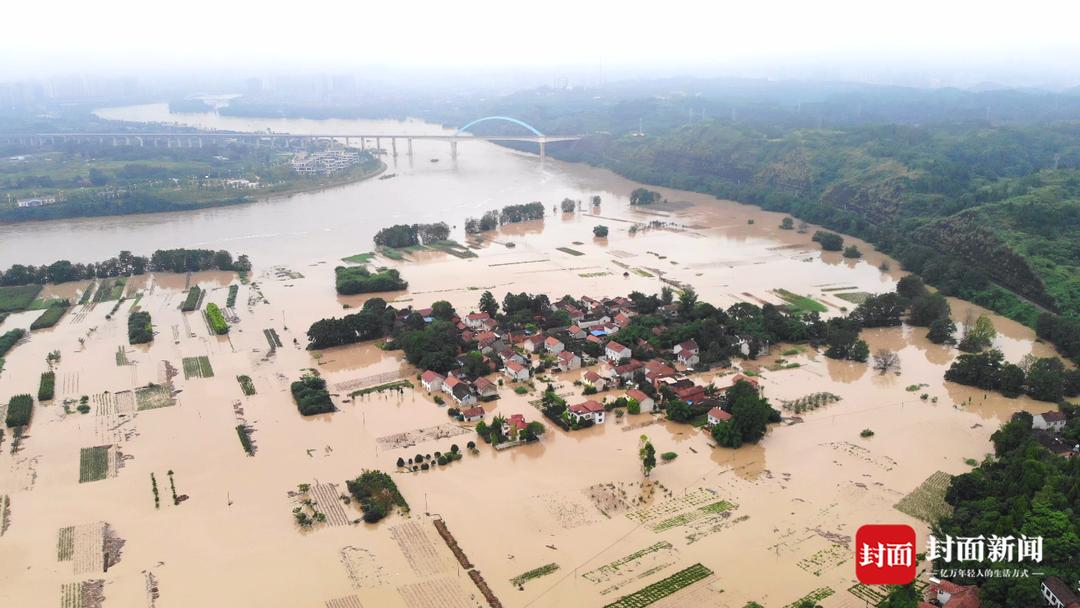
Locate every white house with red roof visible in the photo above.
<box><xmin>626</xmin><ymin>389</ymin><xmax>655</xmax><ymax>413</ymax></box>
<box><xmin>502</xmin><ymin>414</ymin><xmax>529</xmax><ymax>439</ymax></box>
<box><xmin>463</xmin><ymin>311</ymin><xmax>491</xmax><ymax>329</ymax></box>
<box><xmin>568</xmin><ymin>399</ymin><xmax>606</xmax><ymax>424</ymax></box>
<box><xmin>566</xmin><ymin>325</ymin><xmax>586</xmax><ymax>340</ymax></box>
<box><xmin>503</xmin><ymin>360</ymin><xmax>530</xmax><ymax>382</ymax></box>
<box><xmin>544</xmin><ymin>336</ymin><xmax>565</xmax><ymax>354</ymax></box>
<box><xmin>420</xmin><ymin>371</ymin><xmax>445</xmax><ymax>393</ymax></box>
<box><xmin>557</xmin><ymin>350</ymin><xmax>581</xmax><ymax>371</ymax></box>
<box><xmin>583</xmin><ymin>370</ymin><xmax>609</xmax><ymax>392</ymax></box>
<box><xmin>475</xmin><ymin>331</ymin><xmax>499</xmax><ymax>352</ymax></box>
<box><xmin>605</xmin><ymin>340</ymin><xmax>631</xmax><ymax>363</ymax></box>
<box><xmin>674</xmin><ymin>339</ymin><xmax>700</xmax><ymax>367</ymax></box>
<box><xmin>707</xmin><ymin>407</ymin><xmax>732</xmax><ymax>426</ymax></box>
<box><xmin>522</xmin><ymin>334</ymin><xmax>546</xmax><ymax>353</ymax></box>
<box><xmin>460</xmin><ymin>406</ymin><xmax>485</xmax><ymax>422</ymax></box>
<box><xmin>496</xmin><ymin>347</ymin><xmax>526</xmax><ymax>367</ymax></box>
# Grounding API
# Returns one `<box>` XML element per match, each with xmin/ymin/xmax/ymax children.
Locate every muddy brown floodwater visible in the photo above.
<box><xmin>0</xmin><ymin>107</ymin><xmax>1061</xmax><ymax>608</ymax></box>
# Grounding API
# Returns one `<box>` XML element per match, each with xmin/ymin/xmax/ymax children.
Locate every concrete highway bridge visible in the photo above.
<box><xmin>0</xmin><ymin>116</ymin><xmax>583</xmax><ymax>160</ymax></box>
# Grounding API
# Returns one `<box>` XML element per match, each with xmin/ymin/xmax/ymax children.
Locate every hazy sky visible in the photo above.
<box><xmin>6</xmin><ymin>0</ymin><xmax>1080</xmax><ymax>85</ymax></box>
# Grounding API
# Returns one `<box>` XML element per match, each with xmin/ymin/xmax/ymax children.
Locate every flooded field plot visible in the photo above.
<box><xmin>181</xmin><ymin>356</ymin><xmax>214</xmax><ymax>379</ymax></box>
<box><xmin>396</xmin><ymin>577</ymin><xmax>473</xmax><ymax>608</ymax></box>
<box><xmin>893</xmin><ymin>470</ymin><xmax>954</xmax><ymax>523</ymax></box>
<box><xmin>78</xmin><ymin>445</ymin><xmax>118</xmax><ymax>483</ymax></box>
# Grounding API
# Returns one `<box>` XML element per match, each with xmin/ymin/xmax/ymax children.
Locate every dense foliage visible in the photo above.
<box><xmin>290</xmin><ymin>374</ymin><xmax>334</xmax><ymax>416</ymax></box>
<box><xmin>205</xmin><ymin>303</ymin><xmax>229</xmax><ymax>335</ymax></box>
<box><xmin>373</xmin><ymin>222</ymin><xmax>450</xmax><ymax>248</ymax></box>
<box><xmin>935</xmin><ymin>412</ymin><xmax>1080</xmax><ymax>606</ymax></box>
<box><xmin>4</xmin><ymin>393</ymin><xmax>33</xmax><ymax>428</ymax></box>
<box><xmin>334</xmin><ymin>265</ymin><xmax>407</xmax><ymax>295</ymax></box>
<box><xmin>0</xmin><ymin>249</ymin><xmax>250</xmax><ymax>288</ymax></box>
<box><xmin>0</xmin><ymin>328</ymin><xmax>25</xmax><ymax>359</ymax></box>
<box><xmin>346</xmin><ymin>470</ymin><xmax>408</xmax><ymax>523</ymax></box>
<box><xmin>945</xmin><ymin>350</ymin><xmax>1080</xmax><ymax>402</ymax></box>
<box><xmin>306</xmin><ymin>297</ymin><xmax>395</xmax><ymax>349</ymax></box>
<box><xmin>127</xmin><ymin>311</ymin><xmax>153</xmax><ymax>344</ymax></box>
<box><xmin>29</xmin><ymin>304</ymin><xmax>67</xmax><ymax>330</ymax></box>
<box><xmin>465</xmin><ymin>202</ymin><xmax>545</xmax><ymax>233</ymax></box>
<box><xmin>180</xmin><ymin>286</ymin><xmax>202</xmax><ymax>312</ymax></box>
<box><xmin>710</xmin><ymin>380</ymin><xmax>779</xmax><ymax>448</ymax></box>
<box><xmin>38</xmin><ymin>371</ymin><xmax>55</xmax><ymax>401</ymax></box>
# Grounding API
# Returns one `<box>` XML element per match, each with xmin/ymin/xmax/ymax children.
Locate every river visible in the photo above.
<box><xmin>0</xmin><ymin>103</ymin><xmax>629</xmax><ymax>267</ymax></box>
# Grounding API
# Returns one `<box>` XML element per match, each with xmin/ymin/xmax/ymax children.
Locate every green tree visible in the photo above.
<box><xmin>779</xmin><ymin>217</ymin><xmax>794</xmax><ymax>230</ymax></box>
<box><xmin>639</xmin><ymin>435</ymin><xmax>656</xmax><ymax>476</ymax></box>
<box><xmin>909</xmin><ymin>293</ymin><xmax>951</xmax><ymax>326</ymax></box>
<box><xmin>927</xmin><ymin>318</ymin><xmax>957</xmax><ymax>344</ymax></box>
<box><xmin>478</xmin><ymin>291</ymin><xmax>498</xmax><ymax>316</ymax></box>
<box><xmin>593</xmin><ymin>224</ymin><xmax>609</xmax><ymax>237</ymax></box>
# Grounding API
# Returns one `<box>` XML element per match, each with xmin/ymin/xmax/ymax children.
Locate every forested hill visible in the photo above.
<box><xmin>552</xmin><ymin>122</ymin><xmax>1080</xmax><ymax>325</ymax></box>
<box><xmin>202</xmin><ymin>79</ymin><xmax>1080</xmax><ymax>336</ymax></box>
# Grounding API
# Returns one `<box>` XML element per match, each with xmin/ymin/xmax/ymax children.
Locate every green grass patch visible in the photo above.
<box><xmin>5</xmin><ymin>393</ymin><xmax>33</xmax><ymax>427</ymax></box>
<box><xmin>556</xmin><ymin>246</ymin><xmax>585</xmax><ymax>256</ymax></box>
<box><xmin>650</xmin><ymin>500</ymin><xmax>734</xmax><ymax>532</ymax></box>
<box><xmin>834</xmin><ymin>291</ymin><xmax>872</xmax><ymax>305</ymax></box>
<box><xmin>428</xmin><ymin>240</ymin><xmax>478</xmax><ymax>259</ymax></box>
<box><xmin>182</xmin><ymin>356</ymin><xmax>214</xmax><ymax>379</ymax></box>
<box><xmin>79</xmin><ymin>446</ymin><xmax>111</xmax><ymax>483</ymax></box>
<box><xmin>38</xmin><ymin>371</ymin><xmax>55</xmax><ymax>401</ymax></box>
<box><xmin>263</xmin><ymin>328</ymin><xmax>283</xmax><ymax>349</ymax></box>
<box><xmin>237</xmin><ymin>375</ymin><xmax>256</xmax><ymax>396</ymax></box>
<box><xmin>57</xmin><ymin>526</ymin><xmax>75</xmax><ymax>560</ymax></box>
<box><xmin>0</xmin><ymin>329</ymin><xmax>25</xmax><ymax>363</ymax></box>
<box><xmin>604</xmin><ymin>563</ymin><xmax>713</xmax><ymax>608</ymax></box>
<box><xmin>30</xmin><ymin>304</ymin><xmax>68</xmax><ymax>330</ymax></box>
<box><xmin>782</xmin><ymin>587</ymin><xmax>835</xmax><ymax>608</ymax></box>
<box><xmin>349</xmin><ymin>379</ymin><xmax>414</xmax><ymax>397</ymax></box>
<box><xmin>226</xmin><ymin>284</ymin><xmax>239</xmax><ymax>307</ymax></box>
<box><xmin>0</xmin><ymin>284</ymin><xmax>42</xmax><ymax>312</ymax></box>
<box><xmin>775</xmin><ymin>288</ymin><xmax>828</xmax><ymax>314</ymax></box>
<box><xmin>135</xmin><ymin>384</ymin><xmax>173</xmax><ymax>410</ymax></box>
<box><xmin>632</xmin><ymin>268</ymin><xmax>654</xmax><ymax>277</ymax></box>
<box><xmin>342</xmin><ymin>251</ymin><xmax>375</xmax><ymax>264</ymax></box>
<box><xmin>28</xmin><ymin>296</ymin><xmax>69</xmax><ymax>310</ymax></box>
<box><xmin>78</xmin><ymin>283</ymin><xmax>96</xmax><ymax>305</ymax></box>
<box><xmin>894</xmin><ymin>470</ymin><xmax>953</xmax><ymax>524</ymax></box>
<box><xmin>510</xmin><ymin>563</ymin><xmax>560</xmax><ymax>587</ymax></box>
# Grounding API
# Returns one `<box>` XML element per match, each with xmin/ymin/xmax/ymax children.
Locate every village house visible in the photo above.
<box><xmin>522</xmin><ymin>334</ymin><xmax>546</xmax><ymax>353</ymax></box>
<box><xmin>566</xmin><ymin>325</ymin><xmax>586</xmax><ymax>340</ymax></box>
<box><xmin>474</xmin><ymin>377</ymin><xmax>499</xmax><ymax>400</ymax></box>
<box><xmin>463</xmin><ymin>312</ymin><xmax>491</xmax><ymax>329</ymax></box>
<box><xmin>717</xmin><ymin>373</ymin><xmax>760</xmax><ymax>392</ymax></box>
<box><xmin>583</xmin><ymin>370</ymin><xmax>609</xmax><ymax>392</ymax></box>
<box><xmin>579</xmin><ymin>314</ymin><xmax>612</xmax><ymax>330</ymax></box>
<box><xmin>568</xmin><ymin>399</ymin><xmax>607</xmax><ymax>424</ymax></box>
<box><xmin>442</xmin><ymin>374</ymin><xmax>464</xmax><ymax>395</ymax></box>
<box><xmin>460</xmin><ymin>406</ymin><xmax>485</xmax><ymax>422</ymax></box>
<box><xmin>674</xmin><ymin>339</ymin><xmax>700</xmax><ymax>367</ymax></box>
<box><xmin>556</xmin><ymin>350</ymin><xmax>582</xmax><ymax>372</ymax></box>
<box><xmin>707</xmin><ymin>406</ymin><xmax>732</xmax><ymax>426</ymax></box>
<box><xmin>1041</xmin><ymin>576</ymin><xmax>1080</xmax><ymax>608</ymax></box>
<box><xmin>605</xmin><ymin>340</ymin><xmax>631</xmax><ymax>363</ymax></box>
<box><xmin>502</xmin><ymin>414</ymin><xmax>528</xmax><ymax>439</ymax></box>
<box><xmin>420</xmin><ymin>370</ymin><xmax>445</xmax><ymax>393</ymax></box>
<box><xmin>613</xmin><ymin>311</ymin><xmax>632</xmax><ymax>328</ymax></box>
<box><xmin>448</xmin><ymin>382</ymin><xmax>477</xmax><ymax>406</ymax></box>
<box><xmin>475</xmin><ymin>330</ymin><xmax>499</xmax><ymax>352</ymax></box>
<box><xmin>674</xmin><ymin>383</ymin><xmax>707</xmax><ymax>405</ymax></box>
<box><xmin>503</xmin><ymin>360</ymin><xmax>531</xmax><ymax>382</ymax></box>
<box><xmin>608</xmin><ymin>359</ymin><xmax>644</xmax><ymax>383</ymax></box>
<box><xmin>544</xmin><ymin>336</ymin><xmax>565</xmax><ymax>354</ymax></box>
<box><xmin>581</xmin><ymin>296</ymin><xmax>601</xmax><ymax>312</ymax></box>
<box><xmin>626</xmin><ymin>389</ymin><xmax>655</xmax><ymax>413</ymax></box>
<box><xmin>924</xmin><ymin>579</ymin><xmax>982</xmax><ymax>608</ymax></box>
<box><xmin>497</xmin><ymin>347</ymin><xmax>526</xmax><ymax>367</ymax></box>
<box><xmin>1033</xmin><ymin>411</ymin><xmax>1068</xmax><ymax>432</ymax></box>
<box><xmin>644</xmin><ymin>360</ymin><xmax>677</xmax><ymax>385</ymax></box>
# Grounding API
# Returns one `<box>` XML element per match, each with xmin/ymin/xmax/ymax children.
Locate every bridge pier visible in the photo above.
<box><xmin>539</xmin><ymin>140</ymin><xmax>546</xmax><ymax>162</ymax></box>
<box><xmin>450</xmin><ymin>140</ymin><xmax>458</xmax><ymax>160</ymax></box>
<box><xmin>407</xmin><ymin>138</ymin><xmax>413</xmax><ymax>156</ymax></box>
<box><xmin>376</xmin><ymin>137</ymin><xmax>381</xmax><ymax>153</ymax></box>
<box><xmin>392</xmin><ymin>138</ymin><xmax>397</xmax><ymax>156</ymax></box>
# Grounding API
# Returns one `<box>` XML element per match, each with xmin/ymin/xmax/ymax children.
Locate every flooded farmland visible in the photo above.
<box><xmin>0</xmin><ymin>106</ymin><xmax>1059</xmax><ymax>608</ymax></box>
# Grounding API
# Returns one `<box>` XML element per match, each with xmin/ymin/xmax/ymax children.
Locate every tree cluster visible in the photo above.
<box><xmin>290</xmin><ymin>374</ymin><xmax>335</xmax><ymax>416</ymax></box>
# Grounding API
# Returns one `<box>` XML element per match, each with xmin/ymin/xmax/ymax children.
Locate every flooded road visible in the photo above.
<box><xmin>0</xmin><ymin>105</ymin><xmax>1059</xmax><ymax>608</ymax></box>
